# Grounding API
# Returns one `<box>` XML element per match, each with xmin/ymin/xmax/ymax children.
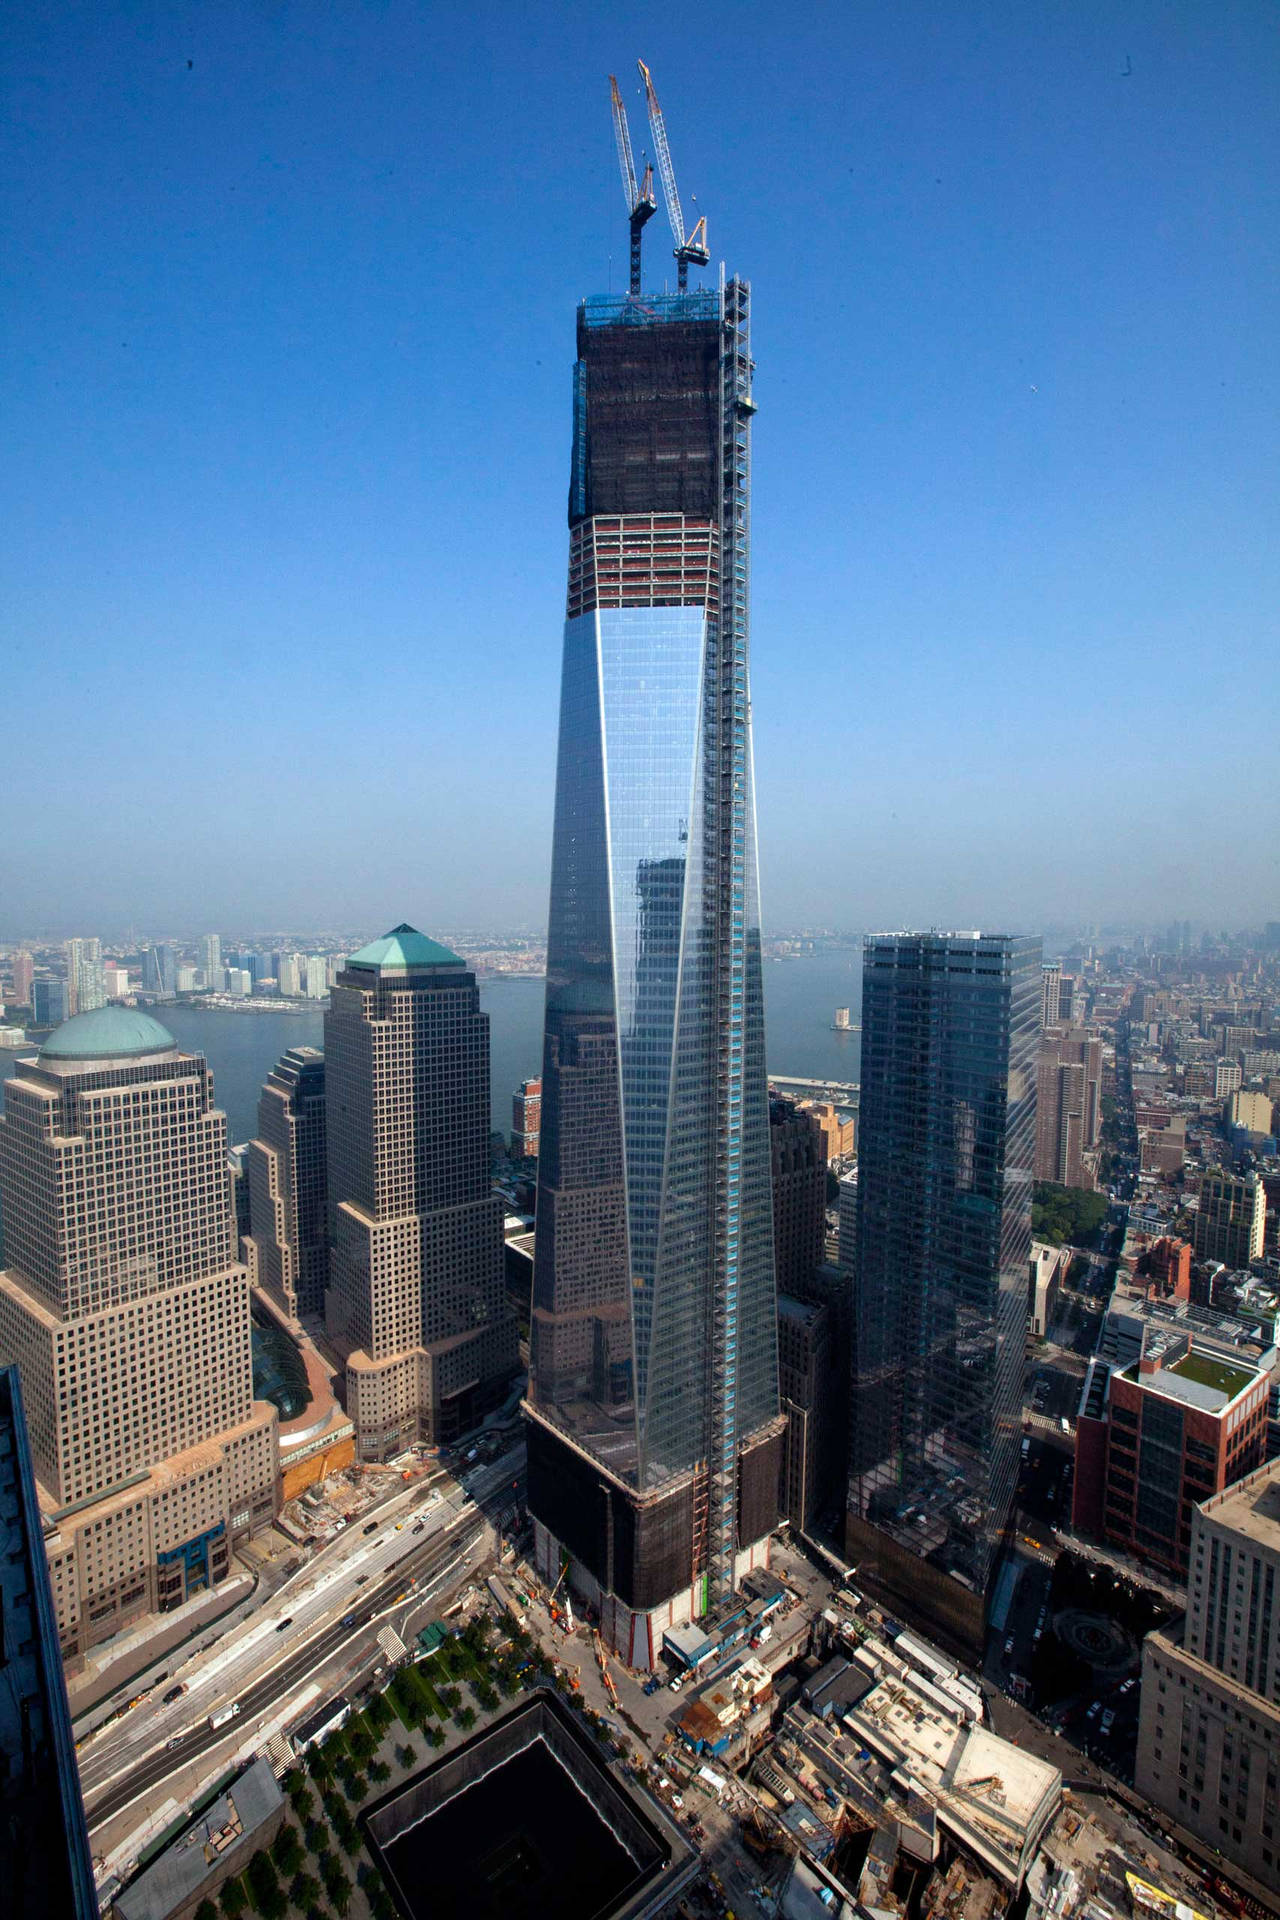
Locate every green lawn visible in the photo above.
<box><xmin>1168</xmin><ymin>1350</ymin><xmax>1256</xmax><ymax>1398</ymax></box>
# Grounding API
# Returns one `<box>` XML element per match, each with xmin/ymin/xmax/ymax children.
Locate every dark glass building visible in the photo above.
<box><xmin>0</xmin><ymin>1365</ymin><xmax>97</xmax><ymax>1917</ymax></box>
<box><xmin>524</xmin><ymin>275</ymin><xmax>783</xmax><ymax>1665</ymax></box>
<box><xmin>847</xmin><ymin>932</ymin><xmax>1040</xmax><ymax>1648</ymax></box>
<box><xmin>243</xmin><ymin>1045</ymin><xmax>328</xmax><ymax>1321</ymax></box>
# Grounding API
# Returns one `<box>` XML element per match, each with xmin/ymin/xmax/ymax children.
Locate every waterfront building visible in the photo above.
<box><xmin>143</xmin><ymin>942</ymin><xmax>176</xmax><ymax>997</ymax></box>
<box><xmin>524</xmin><ymin>242</ymin><xmax>782</xmax><ymax>1664</ymax></box>
<box><xmin>10</xmin><ymin>948</ymin><xmax>34</xmax><ymax>1008</ymax></box>
<box><xmin>0</xmin><ymin>1365</ymin><xmax>96</xmax><ymax>1915</ymax></box>
<box><xmin>226</xmin><ymin>967</ymin><xmax>251</xmax><ymax>997</ymax></box>
<box><xmin>243</xmin><ymin>1047</ymin><xmax>327</xmax><ymax>1324</ymax></box>
<box><xmin>64</xmin><ymin>936</ymin><xmax>105</xmax><ymax>1016</ymax></box>
<box><xmin>847</xmin><ymin>931</ymin><xmax>1040</xmax><ymax>1647</ymax></box>
<box><xmin>31</xmin><ymin>978</ymin><xmax>69</xmax><ymax>1028</ymax></box>
<box><xmin>303</xmin><ymin>955</ymin><xmax>327</xmax><ymax>1000</ymax></box>
<box><xmin>512</xmin><ymin>1075</ymin><xmax>542</xmax><ymax>1160</ymax></box>
<box><xmin>104</xmin><ymin>965</ymin><xmax>131</xmax><ymax>998</ymax></box>
<box><xmin>1073</xmin><ymin>1330</ymin><xmax>1268</xmax><ymax>1580</ymax></box>
<box><xmin>1194</xmin><ymin>1169</ymin><xmax>1265</xmax><ymax>1271</ymax></box>
<box><xmin>197</xmin><ymin>933</ymin><xmax>221</xmax><ymax>983</ymax></box>
<box><xmin>175</xmin><ymin>964</ymin><xmax>197</xmax><ymax>993</ymax></box>
<box><xmin>0</xmin><ymin>1007</ymin><xmax>278</xmax><ymax>1666</ymax></box>
<box><xmin>324</xmin><ymin>926</ymin><xmax>518</xmax><ymax>1456</ymax></box>
<box><xmin>277</xmin><ymin>953</ymin><xmax>301</xmax><ymax>998</ymax></box>
<box><xmin>1137</xmin><ymin>1459</ymin><xmax>1280</xmax><ymax>1890</ymax></box>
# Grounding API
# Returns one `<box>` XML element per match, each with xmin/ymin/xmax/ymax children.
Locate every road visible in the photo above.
<box><xmin>79</xmin><ymin>1443</ymin><xmax>525</xmax><ymax>1829</ymax></box>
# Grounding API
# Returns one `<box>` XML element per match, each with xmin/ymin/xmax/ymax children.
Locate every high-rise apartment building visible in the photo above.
<box><xmin>303</xmin><ymin>955</ymin><xmax>327</xmax><ymax>1000</ymax></box>
<box><xmin>1137</xmin><ymin>1459</ymin><xmax>1280</xmax><ymax>1889</ymax></box>
<box><xmin>197</xmin><ymin>933</ymin><xmax>221</xmax><ymax>984</ymax></box>
<box><xmin>1034</xmin><ymin>1025</ymin><xmax>1103</xmax><ymax>1190</ymax></box>
<box><xmin>0</xmin><ymin>1365</ymin><xmax>97</xmax><ymax>1916</ymax></box>
<box><xmin>65</xmin><ymin>936</ymin><xmax>105</xmax><ymax>1016</ymax></box>
<box><xmin>848</xmin><ymin>932</ymin><xmax>1040</xmax><ymax>1647</ymax></box>
<box><xmin>0</xmin><ymin>1007</ymin><xmax>278</xmax><ymax>1666</ymax></box>
<box><xmin>1194</xmin><ymin>1169</ymin><xmax>1265</xmax><ymax>1271</ymax></box>
<box><xmin>277</xmin><ymin>954</ymin><xmax>301</xmax><ymax>998</ymax></box>
<box><xmin>10</xmin><ymin>949</ymin><xmax>34</xmax><ymax>1009</ymax></box>
<box><xmin>1215</xmin><ymin>1059</ymin><xmax>1243</xmax><ymax>1103</ymax></box>
<box><xmin>1041</xmin><ymin>962</ymin><xmax>1061</xmax><ymax>1028</ymax></box>
<box><xmin>324</xmin><ymin>926</ymin><xmax>518</xmax><ymax>1457</ymax></box>
<box><xmin>243</xmin><ymin>1047</ymin><xmax>327</xmax><ymax>1323</ymax></box>
<box><xmin>512</xmin><ymin>1076</ymin><xmax>542</xmax><ymax>1160</ymax></box>
<box><xmin>523</xmin><ymin>254</ymin><xmax>783</xmax><ymax>1664</ymax></box>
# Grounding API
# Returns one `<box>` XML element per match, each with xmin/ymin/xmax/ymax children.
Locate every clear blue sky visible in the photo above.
<box><xmin>3</xmin><ymin>2</ymin><xmax>1277</xmax><ymax>939</ymax></box>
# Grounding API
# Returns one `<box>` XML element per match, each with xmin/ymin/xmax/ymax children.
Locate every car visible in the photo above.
<box><xmin>166</xmin><ymin>1735</ymin><xmax>183</xmax><ymax>1749</ymax></box>
<box><xmin>1101</xmin><ymin>1709</ymin><xmax>1116</xmax><ymax>1733</ymax></box>
<box><xmin>669</xmin><ymin>1677</ymin><xmax>683</xmax><ymax>1692</ymax></box>
<box><xmin>341</xmin><ymin>1613</ymin><xmax>358</xmax><ymax>1630</ymax></box>
<box><xmin>1086</xmin><ymin>1700</ymin><xmax>1101</xmax><ymax>1719</ymax></box>
<box><xmin>162</xmin><ymin>1684</ymin><xmax>185</xmax><ymax>1704</ymax></box>
<box><xmin>275</xmin><ymin>1616</ymin><xmax>293</xmax><ymax>1632</ymax></box>
<box><xmin>412</xmin><ymin>1521</ymin><xmax>425</xmax><ymax>1535</ymax></box>
<box><xmin>363</xmin><ymin>1521</ymin><xmax>378</xmax><ymax>1535</ymax></box>
<box><xmin>355</xmin><ymin>1574</ymin><xmax>369</xmax><ymax>1585</ymax></box>
<box><xmin>1004</xmin><ymin>1637</ymin><xmax>1014</xmax><ymax>1656</ymax></box>
<box><xmin>1120</xmin><ymin>1677</ymin><xmax>1136</xmax><ymax>1695</ymax></box>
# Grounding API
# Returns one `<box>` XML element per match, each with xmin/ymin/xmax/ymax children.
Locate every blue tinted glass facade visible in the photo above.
<box><xmin>528</xmin><ymin>282</ymin><xmax>780</xmax><ymax>1610</ymax></box>
<box><xmin>848</xmin><ymin>932</ymin><xmax>1040</xmax><ymax>1643</ymax></box>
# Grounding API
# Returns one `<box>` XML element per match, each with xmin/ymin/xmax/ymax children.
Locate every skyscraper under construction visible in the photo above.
<box><xmin>524</xmin><ymin>68</ymin><xmax>782</xmax><ymax>1665</ymax></box>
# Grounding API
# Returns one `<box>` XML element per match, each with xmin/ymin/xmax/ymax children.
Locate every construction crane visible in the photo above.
<box><xmin>638</xmin><ymin>58</ymin><xmax>709</xmax><ymax>291</ymax></box>
<box><xmin>609</xmin><ymin>74</ymin><xmax>656</xmax><ymax>295</ymax></box>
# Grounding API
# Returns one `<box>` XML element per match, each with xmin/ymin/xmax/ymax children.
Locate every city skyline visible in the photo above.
<box><xmin>4</xmin><ymin>6</ymin><xmax>1277</xmax><ymax>937</ymax></box>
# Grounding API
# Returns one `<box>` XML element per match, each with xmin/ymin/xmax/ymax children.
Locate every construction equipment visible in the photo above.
<box><xmin>593</xmin><ymin>1629</ymin><xmax>621</xmax><ymax>1709</ymax></box>
<box><xmin>609</xmin><ymin>74</ymin><xmax>657</xmax><ymax>295</ymax></box>
<box><xmin>639</xmin><ymin>58</ymin><xmax>709</xmax><ymax>291</ymax></box>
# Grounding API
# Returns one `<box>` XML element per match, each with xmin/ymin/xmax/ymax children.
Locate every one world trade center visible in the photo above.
<box><xmin>523</xmin><ymin>73</ymin><xmax>783</xmax><ymax>1667</ymax></box>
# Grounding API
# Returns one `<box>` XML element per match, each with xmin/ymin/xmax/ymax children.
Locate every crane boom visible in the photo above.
<box><xmin>638</xmin><ymin>58</ymin><xmax>685</xmax><ymax>246</ymax></box>
<box><xmin>609</xmin><ymin>74</ymin><xmax>638</xmax><ymax>210</ymax></box>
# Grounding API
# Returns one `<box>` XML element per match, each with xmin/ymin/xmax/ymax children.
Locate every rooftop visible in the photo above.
<box><xmin>1198</xmin><ymin>1458</ymin><xmax>1280</xmax><ymax>1551</ymax></box>
<box><xmin>1124</xmin><ymin>1344</ymin><xmax>1261</xmax><ymax>1411</ymax></box>
<box><xmin>345</xmin><ymin>923</ymin><xmax>465</xmax><ymax>972</ymax></box>
<box><xmin>39</xmin><ymin>1005</ymin><xmax>176</xmax><ymax>1062</ymax></box>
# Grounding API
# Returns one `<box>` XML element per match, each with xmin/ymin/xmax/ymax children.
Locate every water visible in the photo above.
<box><xmin>0</xmin><ymin>949</ymin><xmax>862</xmax><ymax>1149</ymax></box>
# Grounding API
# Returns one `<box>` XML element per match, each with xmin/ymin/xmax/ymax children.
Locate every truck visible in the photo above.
<box><xmin>208</xmin><ymin>1703</ymin><xmax>241</xmax><ymax>1730</ymax></box>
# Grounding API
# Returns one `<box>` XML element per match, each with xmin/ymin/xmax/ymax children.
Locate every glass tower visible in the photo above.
<box><xmin>525</xmin><ymin>282</ymin><xmax>783</xmax><ymax>1662</ymax></box>
<box><xmin>847</xmin><ymin>931</ymin><xmax>1041</xmax><ymax>1648</ymax></box>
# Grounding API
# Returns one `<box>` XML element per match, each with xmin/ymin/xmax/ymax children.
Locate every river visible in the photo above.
<box><xmin>0</xmin><ymin>948</ymin><xmax>862</xmax><ymax>1148</ymax></box>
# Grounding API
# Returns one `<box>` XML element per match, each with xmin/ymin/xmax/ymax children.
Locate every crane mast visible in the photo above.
<box><xmin>609</xmin><ymin>74</ymin><xmax>656</xmax><ymax>296</ymax></box>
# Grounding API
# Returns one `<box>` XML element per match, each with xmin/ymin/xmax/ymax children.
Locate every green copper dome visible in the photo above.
<box><xmin>41</xmin><ymin>1006</ymin><xmax>177</xmax><ymax>1060</ymax></box>
<box><xmin>346</xmin><ymin>923</ymin><xmax>465</xmax><ymax>971</ymax></box>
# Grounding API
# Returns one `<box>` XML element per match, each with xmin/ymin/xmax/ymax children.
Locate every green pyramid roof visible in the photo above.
<box><xmin>346</xmin><ymin>923</ymin><xmax>465</xmax><ymax>972</ymax></box>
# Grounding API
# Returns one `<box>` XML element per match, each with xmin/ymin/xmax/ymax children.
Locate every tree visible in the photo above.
<box><xmin>368</xmin><ymin>1759</ymin><xmax>390</xmax><ymax>1783</ymax></box>
<box><xmin>346</xmin><ymin>1773</ymin><xmax>369</xmax><ymax>1804</ymax></box>
<box><xmin>395</xmin><ymin>1743</ymin><xmax>416</xmax><ymax>1768</ymax></box>
<box><xmin>290</xmin><ymin>1873</ymin><xmax>321</xmax><ymax>1910</ymax></box>
<box><xmin>304</xmin><ymin>1820</ymin><xmax>327</xmax><ymax>1855</ymax></box>
<box><xmin>195</xmin><ymin>1902</ymin><xmax>219</xmax><ymax>1920</ymax></box>
<box><xmin>454</xmin><ymin>1705</ymin><xmax>476</xmax><ymax>1731</ymax></box>
<box><xmin>271</xmin><ymin>1821</ymin><xmax>302</xmax><ymax>1874</ymax></box>
<box><xmin>424</xmin><ymin>1723</ymin><xmax>444</xmax><ymax>1749</ymax></box>
<box><xmin>288</xmin><ymin>1782</ymin><xmax>314</xmax><ymax>1822</ymax></box>
<box><xmin>219</xmin><ymin>1880</ymin><xmax>247</xmax><ymax>1918</ymax></box>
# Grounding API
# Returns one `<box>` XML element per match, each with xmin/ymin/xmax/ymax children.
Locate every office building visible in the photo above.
<box><xmin>1137</xmin><ymin>1460</ymin><xmax>1280</xmax><ymax>1889</ymax></box>
<box><xmin>325</xmin><ymin>926</ymin><xmax>518</xmax><ymax>1456</ymax></box>
<box><xmin>1041</xmin><ymin>962</ymin><xmax>1061</xmax><ymax>1028</ymax></box>
<box><xmin>1194</xmin><ymin>1169</ymin><xmax>1265</xmax><ymax>1271</ymax></box>
<box><xmin>777</xmin><ymin>1295</ymin><xmax>837</xmax><ymax>1533</ymax></box>
<box><xmin>512</xmin><ymin>1075</ymin><xmax>541</xmax><ymax>1160</ymax></box>
<box><xmin>31</xmin><ymin>979</ymin><xmax>68</xmax><ymax>1028</ymax></box>
<box><xmin>770</xmin><ymin>1096</ymin><xmax>827</xmax><ymax>1297</ymax></box>
<box><xmin>226</xmin><ymin>966</ymin><xmax>251</xmax><ymax>997</ymax></box>
<box><xmin>243</xmin><ymin>1047</ymin><xmax>327</xmax><ymax>1323</ymax></box>
<box><xmin>64</xmin><ymin>936</ymin><xmax>105</xmax><ymax>1016</ymax></box>
<box><xmin>10</xmin><ymin>949</ymin><xmax>34</xmax><ymax>1008</ymax></box>
<box><xmin>1147</xmin><ymin>1235</ymin><xmax>1193</xmax><ymax>1300</ymax></box>
<box><xmin>143</xmin><ymin>942</ymin><xmax>176</xmax><ymax>997</ymax></box>
<box><xmin>1073</xmin><ymin>1329</ymin><xmax>1268</xmax><ymax>1580</ymax></box>
<box><xmin>799</xmin><ymin>1098</ymin><xmax>856</xmax><ymax>1162</ymax></box>
<box><xmin>847</xmin><ymin>932</ymin><xmax>1040</xmax><ymax>1647</ymax></box>
<box><xmin>524</xmin><ymin>234</ymin><xmax>782</xmax><ymax>1664</ymax></box>
<box><xmin>0</xmin><ymin>1007</ymin><xmax>277</xmax><ymax>1666</ymax></box>
<box><xmin>0</xmin><ymin>1366</ymin><xmax>97</xmax><ymax>1916</ymax></box>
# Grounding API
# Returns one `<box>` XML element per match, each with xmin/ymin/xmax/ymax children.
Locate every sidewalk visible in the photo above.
<box><xmin>70</xmin><ymin>1571</ymin><xmax>259</xmax><ymax>1727</ymax></box>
